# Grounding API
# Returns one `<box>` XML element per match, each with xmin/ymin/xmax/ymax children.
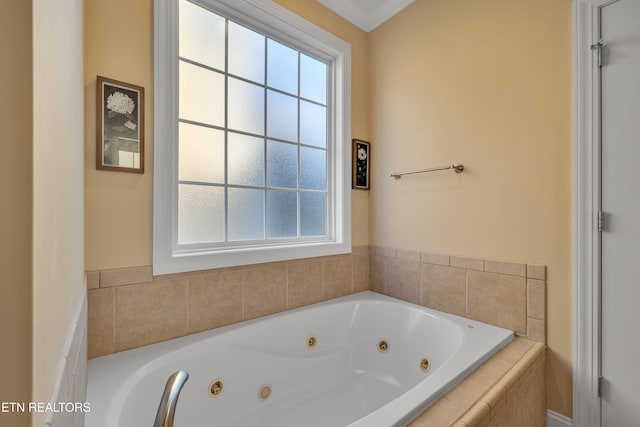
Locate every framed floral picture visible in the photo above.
<box><xmin>352</xmin><ymin>139</ymin><xmax>370</xmax><ymax>190</ymax></box>
<box><xmin>96</xmin><ymin>76</ymin><xmax>144</xmax><ymax>173</ymax></box>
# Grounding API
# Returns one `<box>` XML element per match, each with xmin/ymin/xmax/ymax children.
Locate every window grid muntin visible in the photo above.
<box><xmin>223</xmin><ymin>16</ymin><xmax>230</xmax><ymax>244</ymax></box>
<box><xmin>177</xmin><ymin>2</ymin><xmax>330</xmax><ymax>246</ymax></box>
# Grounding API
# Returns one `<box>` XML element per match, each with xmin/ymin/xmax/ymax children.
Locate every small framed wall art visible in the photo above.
<box><xmin>352</xmin><ymin>139</ymin><xmax>370</xmax><ymax>190</ymax></box>
<box><xmin>96</xmin><ymin>76</ymin><xmax>145</xmax><ymax>173</ymax></box>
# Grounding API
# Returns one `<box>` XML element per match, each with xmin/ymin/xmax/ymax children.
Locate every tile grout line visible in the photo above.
<box><xmin>285</xmin><ymin>262</ymin><xmax>289</xmax><ymax>309</ymax></box>
<box><xmin>321</xmin><ymin>258</ymin><xmax>326</xmax><ymax>300</ymax></box>
<box><xmin>241</xmin><ymin>270</ymin><xmax>246</xmax><ymax>321</ymax></box>
<box><xmin>186</xmin><ymin>274</ymin><xmax>190</xmax><ymax>334</ymax></box>
<box><xmin>465</xmin><ymin>268</ymin><xmax>469</xmax><ymax>318</ymax></box>
<box><xmin>419</xmin><ymin>261</ymin><xmax>423</xmax><ymax>305</ymax></box>
<box><xmin>112</xmin><ymin>286</ymin><xmax>118</xmax><ymax>354</ymax></box>
<box><xmin>350</xmin><ymin>254</ymin><xmax>354</xmax><ymax>294</ymax></box>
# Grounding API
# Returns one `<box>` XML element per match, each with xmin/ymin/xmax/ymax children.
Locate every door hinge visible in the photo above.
<box><xmin>598</xmin><ymin>210</ymin><xmax>605</xmax><ymax>232</ymax></box>
<box><xmin>598</xmin><ymin>375</ymin><xmax>603</xmax><ymax>397</ymax></box>
<box><xmin>591</xmin><ymin>39</ymin><xmax>605</xmax><ymax>67</ymax></box>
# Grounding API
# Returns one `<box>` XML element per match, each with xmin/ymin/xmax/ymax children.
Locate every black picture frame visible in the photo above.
<box><xmin>352</xmin><ymin>139</ymin><xmax>370</xmax><ymax>190</ymax></box>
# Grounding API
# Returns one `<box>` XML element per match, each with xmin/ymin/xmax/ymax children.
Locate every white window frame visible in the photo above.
<box><xmin>153</xmin><ymin>0</ymin><xmax>352</xmax><ymax>275</ymax></box>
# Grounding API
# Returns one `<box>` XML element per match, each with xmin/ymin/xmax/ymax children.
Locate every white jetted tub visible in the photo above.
<box><xmin>86</xmin><ymin>291</ymin><xmax>513</xmax><ymax>427</ymax></box>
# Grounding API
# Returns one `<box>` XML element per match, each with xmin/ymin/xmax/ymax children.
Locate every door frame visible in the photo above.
<box><xmin>573</xmin><ymin>1</ymin><xmax>621</xmax><ymax>425</ymax></box>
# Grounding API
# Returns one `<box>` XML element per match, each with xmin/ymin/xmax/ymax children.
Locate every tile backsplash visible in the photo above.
<box><xmin>87</xmin><ymin>245</ymin><xmax>546</xmax><ymax>359</ymax></box>
<box><xmin>87</xmin><ymin>247</ymin><xmax>369</xmax><ymax>358</ymax></box>
<box><xmin>370</xmin><ymin>247</ymin><xmax>547</xmax><ymax>344</ymax></box>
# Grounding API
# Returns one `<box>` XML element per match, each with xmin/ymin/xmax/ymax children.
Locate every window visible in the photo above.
<box><xmin>154</xmin><ymin>0</ymin><xmax>351</xmax><ymax>274</ymax></box>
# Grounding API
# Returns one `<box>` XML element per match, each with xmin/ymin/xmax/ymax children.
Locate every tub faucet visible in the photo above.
<box><xmin>154</xmin><ymin>370</ymin><xmax>189</xmax><ymax>427</ymax></box>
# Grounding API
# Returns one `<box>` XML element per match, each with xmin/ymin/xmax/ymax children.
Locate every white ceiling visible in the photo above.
<box><xmin>316</xmin><ymin>0</ymin><xmax>415</xmax><ymax>32</ymax></box>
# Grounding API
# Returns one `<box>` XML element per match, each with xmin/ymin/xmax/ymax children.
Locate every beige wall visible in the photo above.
<box><xmin>84</xmin><ymin>0</ymin><xmax>370</xmax><ymax>271</ymax></box>
<box><xmin>84</xmin><ymin>0</ymin><xmax>153</xmax><ymax>270</ymax></box>
<box><xmin>368</xmin><ymin>0</ymin><xmax>573</xmax><ymax>417</ymax></box>
<box><xmin>32</xmin><ymin>0</ymin><xmax>86</xmax><ymax>423</ymax></box>
<box><xmin>0</xmin><ymin>0</ymin><xmax>33</xmax><ymax>425</ymax></box>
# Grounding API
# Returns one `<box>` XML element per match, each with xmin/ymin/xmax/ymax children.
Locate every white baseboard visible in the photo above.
<box><xmin>548</xmin><ymin>410</ymin><xmax>573</xmax><ymax>427</ymax></box>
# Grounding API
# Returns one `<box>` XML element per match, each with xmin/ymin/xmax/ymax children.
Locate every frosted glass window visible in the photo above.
<box><xmin>267</xmin><ymin>39</ymin><xmax>298</xmax><ymax>95</ymax></box>
<box><xmin>228</xmin><ymin>78</ymin><xmax>264</xmax><ymax>135</ymax></box>
<box><xmin>300</xmin><ymin>147</ymin><xmax>326</xmax><ymax>190</ymax></box>
<box><xmin>178</xmin><ymin>184</ymin><xmax>224</xmax><ymax>244</ymax></box>
<box><xmin>267</xmin><ymin>90</ymin><xmax>298</xmax><ymax>142</ymax></box>
<box><xmin>179</xmin><ymin>123</ymin><xmax>224</xmax><ymax>183</ymax></box>
<box><xmin>267</xmin><ymin>190</ymin><xmax>297</xmax><ymax>238</ymax></box>
<box><xmin>164</xmin><ymin>4</ymin><xmax>344</xmax><ymax>256</ymax></box>
<box><xmin>300</xmin><ymin>54</ymin><xmax>327</xmax><ymax>104</ymax></box>
<box><xmin>267</xmin><ymin>141</ymin><xmax>297</xmax><ymax>188</ymax></box>
<box><xmin>300</xmin><ymin>192</ymin><xmax>326</xmax><ymax>237</ymax></box>
<box><xmin>228</xmin><ymin>21</ymin><xmax>265</xmax><ymax>84</ymax></box>
<box><xmin>179</xmin><ymin>61</ymin><xmax>225</xmax><ymax>126</ymax></box>
<box><xmin>179</xmin><ymin>0</ymin><xmax>225</xmax><ymax>70</ymax></box>
<box><xmin>300</xmin><ymin>101</ymin><xmax>326</xmax><ymax>148</ymax></box>
<box><xmin>228</xmin><ymin>188</ymin><xmax>264</xmax><ymax>240</ymax></box>
<box><xmin>228</xmin><ymin>132</ymin><xmax>264</xmax><ymax>186</ymax></box>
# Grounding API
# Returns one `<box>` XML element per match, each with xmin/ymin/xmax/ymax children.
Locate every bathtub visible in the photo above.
<box><xmin>85</xmin><ymin>291</ymin><xmax>513</xmax><ymax>427</ymax></box>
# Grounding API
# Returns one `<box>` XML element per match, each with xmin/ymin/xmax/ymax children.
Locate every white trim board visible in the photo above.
<box><xmin>548</xmin><ymin>410</ymin><xmax>573</xmax><ymax>427</ymax></box>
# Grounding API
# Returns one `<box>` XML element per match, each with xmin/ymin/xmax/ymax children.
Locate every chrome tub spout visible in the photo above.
<box><xmin>154</xmin><ymin>370</ymin><xmax>189</xmax><ymax>427</ymax></box>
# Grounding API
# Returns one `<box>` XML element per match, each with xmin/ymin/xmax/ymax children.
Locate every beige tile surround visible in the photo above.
<box><xmin>370</xmin><ymin>247</ymin><xmax>547</xmax><ymax>344</ymax></box>
<box><xmin>87</xmin><ymin>247</ymin><xmax>369</xmax><ymax>358</ymax></box>
<box><xmin>87</xmin><ymin>245</ymin><xmax>547</xmax><ymax>426</ymax></box>
<box><xmin>89</xmin><ymin>246</ymin><xmax>546</xmax><ymax>358</ymax></box>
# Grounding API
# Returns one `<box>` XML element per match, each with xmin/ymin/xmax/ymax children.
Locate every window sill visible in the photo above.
<box><xmin>153</xmin><ymin>240</ymin><xmax>351</xmax><ymax>275</ymax></box>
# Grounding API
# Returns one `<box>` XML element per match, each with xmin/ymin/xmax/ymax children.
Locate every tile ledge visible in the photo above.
<box><xmin>411</xmin><ymin>338</ymin><xmax>545</xmax><ymax>426</ymax></box>
<box><xmin>454</xmin><ymin>340</ymin><xmax>545</xmax><ymax>426</ymax></box>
